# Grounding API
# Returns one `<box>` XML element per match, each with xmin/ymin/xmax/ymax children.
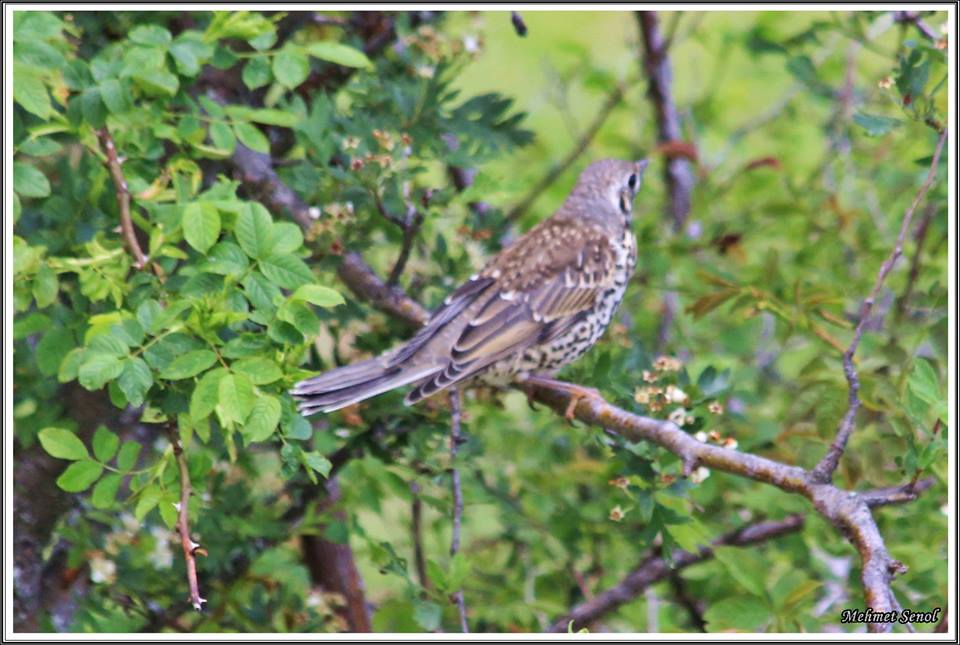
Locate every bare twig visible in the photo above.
<box><xmin>95</xmin><ymin>128</ymin><xmax>157</xmax><ymax>274</ymax></box>
<box><xmin>860</xmin><ymin>477</ymin><xmax>935</xmax><ymax>508</ymax></box>
<box><xmin>669</xmin><ymin>574</ymin><xmax>706</xmax><ymax>631</ymax></box>
<box><xmin>548</xmin><ymin>515</ymin><xmax>805</xmax><ymax>632</ymax></box>
<box><xmin>894</xmin><ymin>203</ymin><xmax>938</xmax><ymax>319</ymax></box>
<box><xmin>510</xmin><ymin>11</ymin><xmax>528</xmax><ymax>37</ymax></box>
<box><xmin>387</xmin><ymin>200</ymin><xmax>426</xmax><ymax>287</ymax></box>
<box><xmin>811</xmin><ymin>128</ymin><xmax>947</xmax><ymax>484</ymax></box>
<box><xmin>448</xmin><ymin>388</ymin><xmax>468</xmax><ymax>633</ymax></box>
<box><xmin>637</xmin><ymin>11</ymin><xmax>695</xmax><ymax>232</ymax></box>
<box><xmin>169</xmin><ymin>435</ymin><xmax>206</xmax><ymax>612</ymax></box>
<box><xmin>410</xmin><ymin>481</ymin><xmax>430</xmax><ymax>592</ymax></box>
<box><xmin>505</xmin><ymin>77</ymin><xmax>634</xmax><ymax>223</ymax></box>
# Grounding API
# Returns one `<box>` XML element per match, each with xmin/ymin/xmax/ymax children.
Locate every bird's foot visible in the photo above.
<box><xmin>518</xmin><ymin>374</ymin><xmax>601</xmax><ymax>421</ymax></box>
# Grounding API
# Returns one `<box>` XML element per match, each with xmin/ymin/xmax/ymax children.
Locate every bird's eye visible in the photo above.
<box><xmin>627</xmin><ymin>173</ymin><xmax>638</xmax><ymax>190</ymax></box>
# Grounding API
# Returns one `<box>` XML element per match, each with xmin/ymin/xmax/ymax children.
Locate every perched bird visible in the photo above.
<box><xmin>293</xmin><ymin>158</ymin><xmax>649</xmax><ymax>416</ymax></box>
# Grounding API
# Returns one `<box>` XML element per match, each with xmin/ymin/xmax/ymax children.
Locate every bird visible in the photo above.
<box><xmin>293</xmin><ymin>157</ymin><xmax>649</xmax><ymax>416</ymax></box>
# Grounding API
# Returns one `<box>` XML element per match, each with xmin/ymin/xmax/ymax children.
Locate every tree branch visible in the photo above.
<box><xmin>811</xmin><ymin>128</ymin><xmax>947</xmax><ymax>484</ymax></box>
<box><xmin>893</xmin><ymin>10</ymin><xmax>940</xmax><ymax>42</ymax></box>
<box><xmin>169</xmin><ymin>434</ymin><xmax>206</xmax><ymax>612</ymax></box>
<box><xmin>410</xmin><ymin>481</ymin><xmax>431</xmax><ymax>592</ymax></box>
<box><xmin>96</xmin><ymin>128</ymin><xmax>163</xmax><ymax>277</ymax></box>
<box><xmin>894</xmin><ymin>202</ymin><xmax>938</xmax><ymax>319</ymax></box>
<box><xmin>637</xmin><ymin>11</ymin><xmax>696</xmax><ymax>232</ymax></box>
<box><xmin>448</xmin><ymin>388</ymin><xmax>469</xmax><ymax>633</ymax></box>
<box><xmin>548</xmin><ymin>515</ymin><xmax>805</xmax><ymax>632</ymax></box>
<box><xmin>505</xmin><ymin>76</ymin><xmax>634</xmax><ymax>223</ymax></box>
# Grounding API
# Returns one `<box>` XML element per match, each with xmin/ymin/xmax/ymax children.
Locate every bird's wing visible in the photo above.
<box><xmin>405</xmin><ymin>221</ymin><xmax>619</xmax><ymax>403</ymax></box>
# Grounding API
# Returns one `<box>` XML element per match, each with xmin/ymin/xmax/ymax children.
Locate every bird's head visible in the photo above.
<box><xmin>566</xmin><ymin>158</ymin><xmax>650</xmax><ymax>228</ymax></box>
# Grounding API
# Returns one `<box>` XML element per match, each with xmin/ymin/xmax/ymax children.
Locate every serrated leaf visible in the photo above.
<box><xmin>236</xmin><ymin>203</ymin><xmax>274</xmax><ymax>258</ymax></box>
<box><xmin>272</xmin><ymin>45</ymin><xmax>310</xmax><ymax>88</ymax></box>
<box><xmin>13</xmin><ymin>62</ymin><xmax>51</xmax><ymax>119</ymax></box>
<box><xmin>413</xmin><ymin>601</ymin><xmax>442</xmax><ymax>631</ymax></box>
<box><xmin>56</xmin><ymin>460</ymin><xmax>104</xmax><ymax>492</ymax></box>
<box><xmin>208</xmin><ymin>120</ymin><xmax>236</xmax><ymax>153</ymax></box>
<box><xmin>78</xmin><ymin>353</ymin><xmax>125</xmax><ymax>390</ymax></box>
<box><xmin>853</xmin><ymin>112</ymin><xmax>902</xmax><ymax>137</ymax></box>
<box><xmin>182</xmin><ymin>202</ymin><xmax>222</xmax><ymax>254</ymax></box>
<box><xmin>231</xmin><ymin>357</ymin><xmax>283</xmax><ymax>385</ymax></box>
<box><xmin>92</xmin><ymin>425</ymin><xmax>120</xmax><ymax>462</ymax></box>
<box><xmin>242</xmin><ymin>395</ymin><xmax>282</xmax><ymax>444</ymax></box>
<box><xmin>117</xmin><ymin>441</ymin><xmax>142</xmax><ymax>471</ymax></box>
<box><xmin>260</xmin><ymin>254</ymin><xmax>314</xmax><ymax>289</ymax></box>
<box><xmin>233</xmin><ymin>121</ymin><xmax>269</xmax><ymax>153</ymax></box>
<box><xmin>190</xmin><ymin>367</ymin><xmax>227</xmax><ymax>420</ymax></box>
<box><xmin>292</xmin><ymin>284</ymin><xmax>344</xmax><ymax>307</ymax></box>
<box><xmin>14</xmin><ymin>161</ymin><xmax>51</xmax><ymax>198</ymax></box>
<box><xmin>135</xmin><ymin>484</ymin><xmax>161</xmax><ymax>520</ymax></box>
<box><xmin>712</xmin><ymin>546</ymin><xmax>767</xmax><ymax>597</ymax></box>
<box><xmin>39</xmin><ymin>427</ymin><xmax>89</xmax><ymax>461</ymax></box>
<box><xmin>32</xmin><ymin>264</ymin><xmax>59</xmax><ymax>307</ymax></box>
<box><xmin>704</xmin><ymin>596</ymin><xmax>771</xmax><ymax>632</ymax></box>
<box><xmin>36</xmin><ymin>327</ymin><xmax>74</xmax><ymax>376</ymax></box>
<box><xmin>91</xmin><ymin>473</ymin><xmax>123</xmax><ymax>509</ymax></box>
<box><xmin>118</xmin><ymin>357</ymin><xmax>153</xmax><ymax>407</ymax></box>
<box><xmin>130</xmin><ymin>24</ymin><xmax>172</xmax><ymax>47</ymax></box>
<box><xmin>159</xmin><ymin>350</ymin><xmax>218</xmax><ymax>380</ymax></box>
<box><xmin>218</xmin><ymin>373</ymin><xmax>255</xmax><ymax>426</ymax></box>
<box><xmin>242</xmin><ymin>56</ymin><xmax>272</xmax><ymax>90</ymax></box>
<box><xmin>305</xmin><ymin>41</ymin><xmax>372</xmax><ymax>69</ymax></box>
<box><xmin>131</xmin><ymin>69</ymin><xmax>179</xmax><ymax>97</ymax></box>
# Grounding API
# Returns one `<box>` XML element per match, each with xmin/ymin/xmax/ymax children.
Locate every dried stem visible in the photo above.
<box><xmin>448</xmin><ymin>388</ymin><xmax>468</xmax><ymax>633</ymax></box>
<box><xmin>548</xmin><ymin>515</ymin><xmax>805</xmax><ymax>632</ymax></box>
<box><xmin>169</xmin><ymin>435</ymin><xmax>206</xmax><ymax>612</ymax></box>
<box><xmin>505</xmin><ymin>76</ymin><xmax>634</xmax><ymax>223</ymax></box>
<box><xmin>811</xmin><ymin>128</ymin><xmax>947</xmax><ymax>484</ymax></box>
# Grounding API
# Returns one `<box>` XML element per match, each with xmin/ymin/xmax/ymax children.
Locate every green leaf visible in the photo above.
<box><xmin>36</xmin><ymin>327</ymin><xmax>74</xmax><ymax>376</ymax></box>
<box><xmin>190</xmin><ymin>367</ymin><xmax>227</xmax><ymax>421</ymax></box>
<box><xmin>218</xmin><ymin>373</ymin><xmax>255</xmax><ymax>426</ymax></box>
<box><xmin>292</xmin><ymin>284</ymin><xmax>345</xmax><ymax>307</ymax></box>
<box><xmin>32</xmin><ymin>264</ymin><xmax>59</xmax><ymax>307</ymax></box>
<box><xmin>413</xmin><ymin>601</ymin><xmax>442</xmax><ymax>631</ymax></box>
<box><xmin>272</xmin><ymin>45</ymin><xmax>310</xmax><ymax>89</ymax></box>
<box><xmin>135</xmin><ymin>484</ymin><xmax>161</xmax><ymax>520</ymax></box>
<box><xmin>242</xmin><ymin>395</ymin><xmax>282</xmax><ymax>443</ymax></box>
<box><xmin>712</xmin><ymin>546</ymin><xmax>767</xmax><ymax>597</ymax></box>
<box><xmin>208</xmin><ymin>121</ymin><xmax>236</xmax><ymax>153</ymax></box>
<box><xmin>169</xmin><ymin>37</ymin><xmax>212</xmax><ymax>76</ymax></box>
<box><xmin>242</xmin><ymin>56</ymin><xmax>272</xmax><ymax>90</ymax></box>
<box><xmin>13</xmin><ymin>62</ymin><xmax>51</xmax><ymax>119</ymax></box>
<box><xmin>14</xmin><ymin>161</ymin><xmax>50</xmax><ymax>198</ymax></box>
<box><xmin>231</xmin><ymin>357</ymin><xmax>283</xmax><ymax>385</ymax></box>
<box><xmin>305</xmin><ymin>41</ymin><xmax>372</xmax><ymax>69</ymax></box>
<box><xmin>260</xmin><ymin>255</ymin><xmax>314</xmax><ymax>289</ymax></box>
<box><xmin>159</xmin><ymin>350</ymin><xmax>218</xmax><ymax>380</ymax></box>
<box><xmin>236</xmin><ymin>203</ymin><xmax>275</xmax><ymax>259</ymax></box>
<box><xmin>92</xmin><ymin>426</ymin><xmax>120</xmax><ymax>462</ymax></box>
<box><xmin>129</xmin><ymin>25</ymin><xmax>172</xmax><ymax>47</ymax></box>
<box><xmin>278</xmin><ymin>299</ymin><xmax>320</xmax><ymax>336</ymax></box>
<box><xmin>117</xmin><ymin>441</ymin><xmax>142</xmax><ymax>471</ymax></box>
<box><xmin>56</xmin><ymin>460</ymin><xmax>104</xmax><ymax>492</ymax></box>
<box><xmin>100</xmin><ymin>78</ymin><xmax>132</xmax><ymax>114</ymax></box>
<box><xmin>91</xmin><ymin>473</ymin><xmax>123</xmax><ymax>509</ymax></box>
<box><xmin>853</xmin><ymin>112</ymin><xmax>902</xmax><ymax>137</ymax></box>
<box><xmin>269</xmin><ymin>222</ymin><xmax>304</xmax><ymax>254</ymax></box>
<box><xmin>182</xmin><ymin>202</ymin><xmax>222</xmax><ymax>254</ymax></box>
<box><xmin>38</xmin><ymin>427</ymin><xmax>89</xmax><ymax>461</ymax></box>
<box><xmin>80</xmin><ymin>87</ymin><xmax>107</xmax><ymax>128</ymax></box>
<box><xmin>233</xmin><ymin>121</ymin><xmax>269</xmax><ymax>153</ymax></box>
<box><xmin>704</xmin><ymin>596</ymin><xmax>772</xmax><ymax>632</ymax></box>
<box><xmin>78</xmin><ymin>353</ymin><xmax>125</xmax><ymax>390</ymax></box>
<box><xmin>131</xmin><ymin>69</ymin><xmax>179</xmax><ymax>97</ymax></box>
<box><xmin>118</xmin><ymin>357</ymin><xmax>153</xmax><ymax>407</ymax></box>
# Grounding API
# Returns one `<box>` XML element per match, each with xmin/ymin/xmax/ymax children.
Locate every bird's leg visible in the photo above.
<box><xmin>518</xmin><ymin>374</ymin><xmax>602</xmax><ymax>421</ymax></box>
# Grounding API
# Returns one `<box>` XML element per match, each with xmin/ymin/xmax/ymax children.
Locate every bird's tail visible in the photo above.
<box><xmin>292</xmin><ymin>357</ymin><xmax>441</xmax><ymax>416</ymax></box>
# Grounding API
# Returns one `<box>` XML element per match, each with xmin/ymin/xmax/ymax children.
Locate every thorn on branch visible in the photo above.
<box><xmin>169</xmin><ymin>431</ymin><xmax>206</xmax><ymax>612</ymax></box>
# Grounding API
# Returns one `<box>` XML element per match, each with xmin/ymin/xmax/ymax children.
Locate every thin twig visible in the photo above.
<box><xmin>637</xmin><ymin>11</ymin><xmax>695</xmax><ymax>233</ymax></box>
<box><xmin>410</xmin><ymin>481</ymin><xmax>430</xmax><ymax>592</ymax></box>
<box><xmin>95</xmin><ymin>128</ymin><xmax>153</xmax><ymax>272</ymax></box>
<box><xmin>669</xmin><ymin>573</ymin><xmax>706</xmax><ymax>631</ymax></box>
<box><xmin>448</xmin><ymin>388</ymin><xmax>468</xmax><ymax>633</ymax></box>
<box><xmin>894</xmin><ymin>202</ymin><xmax>938</xmax><ymax>319</ymax></box>
<box><xmin>548</xmin><ymin>515</ymin><xmax>805</xmax><ymax>632</ymax></box>
<box><xmin>811</xmin><ymin>128</ymin><xmax>947</xmax><ymax>484</ymax></box>
<box><xmin>387</xmin><ymin>198</ymin><xmax>427</xmax><ymax>287</ymax></box>
<box><xmin>169</xmin><ymin>434</ymin><xmax>206</xmax><ymax>612</ymax></box>
<box><xmin>505</xmin><ymin>76</ymin><xmax>634</xmax><ymax>223</ymax></box>
<box><xmin>893</xmin><ymin>10</ymin><xmax>940</xmax><ymax>42</ymax></box>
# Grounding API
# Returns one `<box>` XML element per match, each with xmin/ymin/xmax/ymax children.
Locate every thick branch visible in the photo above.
<box><xmin>505</xmin><ymin>77</ymin><xmax>633</xmax><ymax>223</ymax></box>
<box><xmin>637</xmin><ymin>11</ymin><xmax>695</xmax><ymax>232</ymax></box>
<box><xmin>448</xmin><ymin>389</ymin><xmax>469</xmax><ymax>633</ymax></box>
<box><xmin>811</xmin><ymin>128</ymin><xmax>947</xmax><ymax>483</ymax></box>
<box><xmin>548</xmin><ymin>515</ymin><xmax>805</xmax><ymax>632</ymax></box>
